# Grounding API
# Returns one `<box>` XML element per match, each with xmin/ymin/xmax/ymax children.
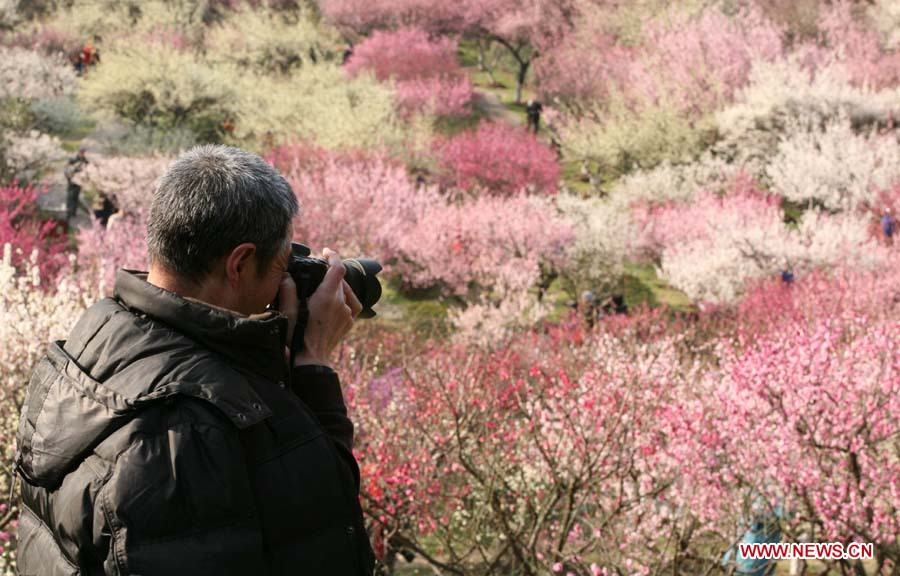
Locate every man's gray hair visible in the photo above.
<box><xmin>148</xmin><ymin>145</ymin><xmax>299</xmax><ymax>282</ymax></box>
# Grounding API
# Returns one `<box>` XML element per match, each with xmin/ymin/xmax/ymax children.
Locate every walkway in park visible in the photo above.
<box><xmin>472</xmin><ymin>89</ymin><xmax>522</xmax><ymax>125</ymax></box>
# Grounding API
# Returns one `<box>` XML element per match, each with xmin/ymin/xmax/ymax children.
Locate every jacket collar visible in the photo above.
<box><xmin>113</xmin><ymin>269</ymin><xmax>289</xmax><ymax>383</ymax></box>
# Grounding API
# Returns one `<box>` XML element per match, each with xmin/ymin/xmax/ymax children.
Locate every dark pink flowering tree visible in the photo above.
<box><xmin>0</xmin><ymin>184</ymin><xmax>68</xmax><ymax>280</ymax></box>
<box><xmin>345</xmin><ymin>28</ymin><xmax>473</xmax><ymax>117</ymax></box>
<box><xmin>342</xmin><ymin>311</ymin><xmax>735</xmax><ymax>576</ymax></box>
<box><xmin>434</xmin><ymin>122</ymin><xmax>561</xmax><ymax>196</ymax></box>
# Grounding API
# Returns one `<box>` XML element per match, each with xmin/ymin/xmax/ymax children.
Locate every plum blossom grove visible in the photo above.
<box><xmin>2</xmin><ymin>0</ymin><xmax>900</xmax><ymax>574</ymax></box>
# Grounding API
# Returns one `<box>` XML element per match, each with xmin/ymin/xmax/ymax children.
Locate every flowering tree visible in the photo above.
<box><xmin>713</xmin><ymin>58</ymin><xmax>900</xmax><ymax>173</ymax></box>
<box><xmin>344</xmin><ymin>315</ymin><xmax>733</xmax><ymax>576</ymax></box>
<box><xmin>275</xmin><ymin>145</ymin><xmax>436</xmax><ymax>260</ymax></box>
<box><xmin>323</xmin><ymin>0</ymin><xmax>582</xmax><ymax>103</ymax></box>
<box><xmin>74</xmin><ymin>155</ymin><xmax>173</xmax><ymax>214</ymax></box>
<box><xmin>630</xmin><ymin>174</ymin><xmax>888</xmax><ymax>305</ymax></box>
<box><xmin>542</xmin><ymin>4</ymin><xmax>783</xmax><ymax>114</ymax></box>
<box><xmin>624</xmin><ymin>5</ymin><xmax>784</xmax><ymax>117</ymax></box>
<box><xmin>0</xmin><ymin>0</ymin><xmax>17</xmax><ymax>29</ymax></box>
<box><xmin>434</xmin><ymin>122</ymin><xmax>560</xmax><ymax>195</ymax></box>
<box><xmin>0</xmin><ymin>46</ymin><xmax>76</xmax><ymax>101</ymax></box>
<box><xmin>5</xmin><ymin>24</ymin><xmax>81</xmax><ymax>57</ymax></box>
<box><xmin>207</xmin><ymin>7</ymin><xmax>338</xmax><ymax>74</ymax></box>
<box><xmin>0</xmin><ymin>184</ymin><xmax>68</xmax><ymax>279</ymax></box>
<box><xmin>235</xmin><ymin>64</ymin><xmax>402</xmax><ymax>150</ymax></box>
<box><xmin>555</xmin><ymin>193</ymin><xmax>631</xmax><ymax>295</ymax></box>
<box><xmin>1</xmin><ymin>130</ymin><xmax>67</xmax><ymax>185</ymax></box>
<box><xmin>544</xmin><ymin>4</ymin><xmax>784</xmax><ymax>180</ymax></box>
<box><xmin>319</xmin><ymin>0</ymin><xmax>474</xmax><ymax>37</ymax></box>
<box><xmin>345</xmin><ymin>27</ymin><xmax>473</xmax><ymax>117</ymax></box>
<box><xmin>552</xmin><ymin>99</ymin><xmax>715</xmax><ymax>179</ymax></box>
<box><xmin>273</xmin><ymin>144</ymin><xmax>572</xmax><ymax>298</ymax></box>
<box><xmin>393</xmin><ymin>194</ymin><xmax>572</xmax><ymax>296</ymax></box>
<box><xmin>811</xmin><ymin>1</ymin><xmax>900</xmax><ymax>90</ymax></box>
<box><xmin>465</xmin><ymin>0</ymin><xmax>581</xmax><ymax>104</ymax></box>
<box><xmin>338</xmin><ymin>246</ymin><xmax>900</xmax><ymax>574</ymax></box>
<box><xmin>609</xmin><ymin>153</ymin><xmax>744</xmax><ymax>208</ymax></box>
<box><xmin>75</xmin><ymin>213</ymin><xmax>149</xmax><ymax>295</ymax></box>
<box><xmin>703</xmin><ymin>260</ymin><xmax>900</xmax><ymax>573</ymax></box>
<box><xmin>78</xmin><ymin>42</ymin><xmax>237</xmax><ymax>140</ymax></box>
<box><xmin>766</xmin><ymin>115</ymin><xmax>900</xmax><ymax>212</ymax></box>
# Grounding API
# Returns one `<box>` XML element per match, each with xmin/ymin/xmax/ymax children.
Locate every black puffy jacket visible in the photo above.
<box><xmin>14</xmin><ymin>270</ymin><xmax>376</xmax><ymax>575</ymax></box>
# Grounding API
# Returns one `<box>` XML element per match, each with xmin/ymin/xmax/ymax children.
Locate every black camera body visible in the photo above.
<box><xmin>286</xmin><ymin>242</ymin><xmax>382</xmax><ymax>356</ymax></box>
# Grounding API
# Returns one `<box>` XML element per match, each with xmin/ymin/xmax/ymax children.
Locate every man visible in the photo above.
<box><xmin>64</xmin><ymin>148</ymin><xmax>88</xmax><ymax>225</ymax></box>
<box><xmin>525</xmin><ymin>99</ymin><xmax>543</xmax><ymax>134</ymax></box>
<box><xmin>882</xmin><ymin>208</ymin><xmax>895</xmax><ymax>246</ymax></box>
<box><xmin>91</xmin><ymin>187</ymin><xmax>118</xmax><ymax>227</ymax></box>
<box><xmin>15</xmin><ymin>145</ymin><xmax>376</xmax><ymax>575</ymax></box>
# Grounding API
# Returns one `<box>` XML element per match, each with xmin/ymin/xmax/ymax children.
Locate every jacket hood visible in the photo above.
<box><xmin>113</xmin><ymin>269</ymin><xmax>290</xmax><ymax>383</ymax></box>
<box><xmin>16</xmin><ymin>342</ymin><xmax>163</xmax><ymax>487</ymax></box>
<box><xmin>15</xmin><ymin>271</ymin><xmax>285</xmax><ymax>488</ymax></box>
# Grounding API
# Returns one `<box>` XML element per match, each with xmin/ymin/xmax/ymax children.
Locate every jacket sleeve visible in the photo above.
<box><xmin>95</xmin><ymin>399</ymin><xmax>267</xmax><ymax>575</ymax></box>
<box><xmin>291</xmin><ymin>364</ymin><xmax>360</xmax><ymax>490</ymax></box>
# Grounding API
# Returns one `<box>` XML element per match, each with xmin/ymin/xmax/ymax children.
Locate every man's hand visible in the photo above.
<box><xmin>292</xmin><ymin>248</ymin><xmax>362</xmax><ymax>368</ymax></box>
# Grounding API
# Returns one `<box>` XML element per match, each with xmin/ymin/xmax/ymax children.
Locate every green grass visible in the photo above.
<box><xmin>560</xmin><ymin>160</ymin><xmax>596</xmax><ymax>196</ymax></box>
<box><xmin>58</xmin><ymin>113</ymin><xmax>97</xmax><ymax>152</ymax></box>
<box><xmin>623</xmin><ymin>260</ymin><xmax>695</xmax><ymax>312</ymax></box>
<box><xmin>372</xmin><ymin>277</ymin><xmax>453</xmax><ymax>337</ymax></box>
<box><xmin>432</xmin><ymin>106</ymin><xmax>488</xmax><ymax>136</ymax></box>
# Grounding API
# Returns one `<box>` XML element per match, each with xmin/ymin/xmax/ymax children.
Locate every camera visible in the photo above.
<box><xmin>286</xmin><ymin>242</ymin><xmax>382</xmax><ymax>355</ymax></box>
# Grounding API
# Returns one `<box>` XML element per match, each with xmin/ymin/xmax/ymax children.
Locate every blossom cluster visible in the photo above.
<box><xmin>345</xmin><ymin>27</ymin><xmax>473</xmax><ymax>117</ymax></box>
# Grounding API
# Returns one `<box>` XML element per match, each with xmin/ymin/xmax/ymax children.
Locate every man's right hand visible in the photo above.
<box><xmin>294</xmin><ymin>248</ymin><xmax>362</xmax><ymax>368</ymax></box>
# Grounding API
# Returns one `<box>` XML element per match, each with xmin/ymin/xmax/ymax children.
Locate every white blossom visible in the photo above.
<box><xmin>0</xmin><ymin>46</ymin><xmax>76</xmax><ymax>100</ymax></box>
<box><xmin>767</xmin><ymin>115</ymin><xmax>900</xmax><ymax>212</ymax></box>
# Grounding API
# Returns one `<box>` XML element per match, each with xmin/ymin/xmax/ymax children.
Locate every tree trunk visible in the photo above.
<box><xmin>515</xmin><ymin>59</ymin><xmax>531</xmax><ymax>105</ymax></box>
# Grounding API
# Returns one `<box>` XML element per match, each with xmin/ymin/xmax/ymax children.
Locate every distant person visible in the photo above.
<box><xmin>82</xmin><ymin>41</ymin><xmax>99</xmax><ymax>66</ymax></box>
<box><xmin>882</xmin><ymin>209</ymin><xmax>895</xmax><ymax>246</ymax></box>
<box><xmin>602</xmin><ymin>293</ymin><xmax>627</xmax><ymax>316</ymax></box>
<box><xmin>579</xmin><ymin>290</ymin><xmax>599</xmax><ymax>328</ymax></box>
<box><xmin>342</xmin><ymin>45</ymin><xmax>354</xmax><ymax>65</ymax></box>
<box><xmin>64</xmin><ymin>148</ymin><xmax>88</xmax><ymax>224</ymax></box>
<box><xmin>262</xmin><ymin>130</ymin><xmax>276</xmax><ymax>151</ymax></box>
<box><xmin>722</xmin><ymin>497</ymin><xmax>787</xmax><ymax>576</ymax></box>
<box><xmin>74</xmin><ymin>41</ymin><xmax>100</xmax><ymax>76</ymax></box>
<box><xmin>525</xmin><ymin>99</ymin><xmax>543</xmax><ymax>134</ymax></box>
<box><xmin>781</xmin><ymin>269</ymin><xmax>794</xmax><ymax>285</ymax></box>
<box><xmin>91</xmin><ymin>190</ymin><xmax>118</xmax><ymax>228</ymax></box>
<box><xmin>70</xmin><ymin>50</ymin><xmax>84</xmax><ymax>75</ymax></box>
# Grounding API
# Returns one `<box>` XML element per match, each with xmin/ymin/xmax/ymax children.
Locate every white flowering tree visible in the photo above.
<box><xmin>0</xmin><ymin>47</ymin><xmax>76</xmax><ymax>101</ymax></box>
<box><xmin>2</xmin><ymin>131</ymin><xmax>66</xmax><ymax>185</ymax></box>
<box><xmin>767</xmin><ymin>115</ymin><xmax>900</xmax><ymax>212</ymax></box>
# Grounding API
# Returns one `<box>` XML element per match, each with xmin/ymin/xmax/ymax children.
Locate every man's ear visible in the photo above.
<box><xmin>224</xmin><ymin>243</ymin><xmax>257</xmax><ymax>287</ymax></box>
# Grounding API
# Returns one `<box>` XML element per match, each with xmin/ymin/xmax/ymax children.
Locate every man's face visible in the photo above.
<box><xmin>235</xmin><ymin>226</ymin><xmax>293</xmax><ymax>316</ymax></box>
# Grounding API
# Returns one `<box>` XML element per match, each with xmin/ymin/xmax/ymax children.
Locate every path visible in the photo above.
<box><xmin>37</xmin><ymin>161</ymin><xmax>93</xmax><ymax>228</ymax></box>
<box><xmin>471</xmin><ymin>90</ymin><xmax>523</xmax><ymax>125</ymax></box>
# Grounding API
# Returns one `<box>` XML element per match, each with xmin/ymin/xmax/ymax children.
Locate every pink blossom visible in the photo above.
<box><xmin>434</xmin><ymin>122</ymin><xmax>561</xmax><ymax>195</ymax></box>
<box><xmin>345</xmin><ymin>27</ymin><xmax>473</xmax><ymax>117</ymax></box>
<box><xmin>0</xmin><ymin>184</ymin><xmax>68</xmax><ymax>280</ymax></box>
